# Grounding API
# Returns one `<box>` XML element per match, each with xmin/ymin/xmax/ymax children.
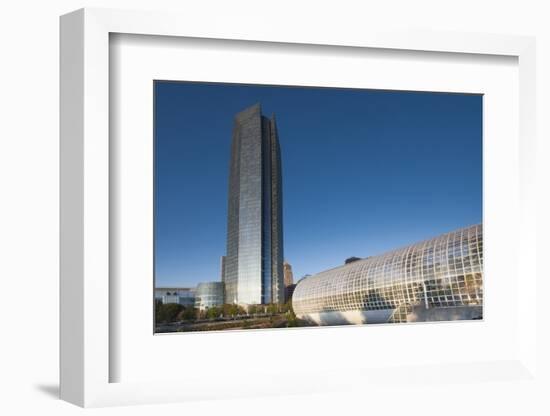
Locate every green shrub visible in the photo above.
<box><xmin>155</xmin><ymin>302</ymin><xmax>184</xmax><ymax>323</ymax></box>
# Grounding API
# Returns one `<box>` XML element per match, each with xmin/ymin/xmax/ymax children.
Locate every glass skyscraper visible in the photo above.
<box><xmin>224</xmin><ymin>103</ymin><xmax>284</xmax><ymax>305</ymax></box>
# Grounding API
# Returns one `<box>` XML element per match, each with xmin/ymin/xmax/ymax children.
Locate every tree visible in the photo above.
<box><xmin>221</xmin><ymin>303</ymin><xmax>245</xmax><ymax>318</ymax></box>
<box><xmin>281</xmin><ymin>301</ymin><xmax>291</xmax><ymax>313</ymax></box>
<box><xmin>237</xmin><ymin>305</ymin><xmax>246</xmax><ymax>316</ymax></box>
<box><xmin>176</xmin><ymin>306</ymin><xmax>197</xmax><ymax>322</ymax></box>
<box><xmin>155</xmin><ymin>303</ymin><xmax>184</xmax><ymax>324</ymax></box>
<box><xmin>155</xmin><ymin>299</ymin><xmax>162</xmax><ymax>320</ymax></box>
<box><xmin>206</xmin><ymin>306</ymin><xmax>221</xmax><ymax>320</ymax></box>
<box><xmin>222</xmin><ymin>303</ymin><xmax>235</xmax><ymax>317</ymax></box>
<box><xmin>286</xmin><ymin>312</ymin><xmax>298</xmax><ymax>327</ymax></box>
<box><xmin>285</xmin><ymin>300</ymin><xmax>295</xmax><ymax>314</ymax></box>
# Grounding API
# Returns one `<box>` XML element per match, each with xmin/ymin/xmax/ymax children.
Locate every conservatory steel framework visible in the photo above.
<box><xmin>292</xmin><ymin>224</ymin><xmax>483</xmax><ymax>325</ymax></box>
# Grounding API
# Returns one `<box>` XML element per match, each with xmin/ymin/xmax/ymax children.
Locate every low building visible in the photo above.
<box><xmin>292</xmin><ymin>224</ymin><xmax>483</xmax><ymax>325</ymax></box>
<box><xmin>195</xmin><ymin>282</ymin><xmax>224</xmax><ymax>310</ymax></box>
<box><xmin>154</xmin><ymin>287</ymin><xmax>195</xmax><ymax>307</ymax></box>
<box><xmin>344</xmin><ymin>256</ymin><xmax>362</xmax><ymax>264</ymax></box>
<box><xmin>283</xmin><ymin>261</ymin><xmax>294</xmax><ymax>287</ymax></box>
<box><xmin>285</xmin><ymin>283</ymin><xmax>297</xmax><ymax>303</ymax></box>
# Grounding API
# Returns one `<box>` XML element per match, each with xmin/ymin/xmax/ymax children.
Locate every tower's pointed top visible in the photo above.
<box><xmin>235</xmin><ymin>103</ymin><xmax>262</xmax><ymax>122</ymax></box>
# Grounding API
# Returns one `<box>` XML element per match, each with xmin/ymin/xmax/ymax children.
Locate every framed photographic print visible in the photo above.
<box><xmin>60</xmin><ymin>7</ymin><xmax>539</xmax><ymax>409</ymax></box>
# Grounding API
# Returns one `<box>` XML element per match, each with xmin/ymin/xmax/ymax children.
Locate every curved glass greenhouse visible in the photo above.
<box><xmin>292</xmin><ymin>224</ymin><xmax>483</xmax><ymax>325</ymax></box>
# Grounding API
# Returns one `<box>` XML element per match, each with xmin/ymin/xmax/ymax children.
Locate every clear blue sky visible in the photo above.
<box><xmin>155</xmin><ymin>81</ymin><xmax>482</xmax><ymax>288</ymax></box>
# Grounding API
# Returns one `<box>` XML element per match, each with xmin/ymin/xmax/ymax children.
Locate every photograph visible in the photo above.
<box><xmin>154</xmin><ymin>81</ymin><xmax>483</xmax><ymax>333</ymax></box>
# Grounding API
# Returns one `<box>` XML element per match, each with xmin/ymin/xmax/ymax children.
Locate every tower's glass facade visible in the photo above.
<box><xmin>292</xmin><ymin>224</ymin><xmax>483</xmax><ymax>324</ymax></box>
<box><xmin>224</xmin><ymin>104</ymin><xmax>284</xmax><ymax>305</ymax></box>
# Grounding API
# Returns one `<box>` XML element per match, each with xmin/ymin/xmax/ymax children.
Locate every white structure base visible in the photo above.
<box><xmin>298</xmin><ymin>305</ymin><xmax>482</xmax><ymax>326</ymax></box>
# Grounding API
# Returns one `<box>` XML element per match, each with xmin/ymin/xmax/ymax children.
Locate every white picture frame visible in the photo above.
<box><xmin>60</xmin><ymin>7</ymin><xmax>538</xmax><ymax>408</ymax></box>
